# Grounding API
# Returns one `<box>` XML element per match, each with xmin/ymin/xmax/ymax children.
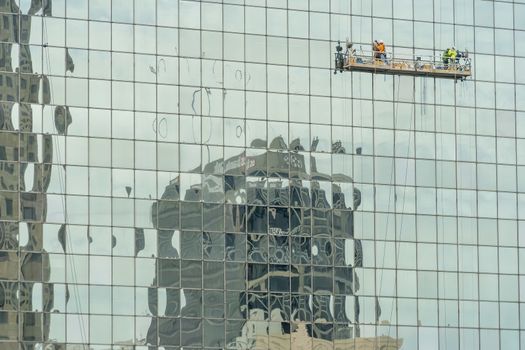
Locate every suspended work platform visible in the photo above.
<box><xmin>335</xmin><ymin>49</ymin><xmax>472</xmax><ymax>80</ymax></box>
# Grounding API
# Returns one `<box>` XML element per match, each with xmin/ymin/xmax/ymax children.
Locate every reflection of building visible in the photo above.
<box><xmin>3</xmin><ymin>0</ymin><xmax>511</xmax><ymax>349</ymax></box>
<box><xmin>0</xmin><ymin>0</ymin><xmax>70</xmax><ymax>348</ymax></box>
<box><xmin>234</xmin><ymin>322</ymin><xmax>402</xmax><ymax>350</ymax></box>
<box><xmin>146</xmin><ymin>137</ymin><xmax>401</xmax><ymax>349</ymax></box>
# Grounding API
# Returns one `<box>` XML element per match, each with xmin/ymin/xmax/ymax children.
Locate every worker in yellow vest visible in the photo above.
<box><xmin>442</xmin><ymin>47</ymin><xmax>457</xmax><ymax>68</ymax></box>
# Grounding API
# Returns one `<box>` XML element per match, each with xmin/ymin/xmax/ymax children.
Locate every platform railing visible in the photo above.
<box><xmin>335</xmin><ymin>49</ymin><xmax>471</xmax><ymax>75</ymax></box>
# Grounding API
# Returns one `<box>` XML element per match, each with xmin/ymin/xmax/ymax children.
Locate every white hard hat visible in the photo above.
<box><xmin>379</xmin><ymin>40</ymin><xmax>384</xmax><ymax>44</ymax></box>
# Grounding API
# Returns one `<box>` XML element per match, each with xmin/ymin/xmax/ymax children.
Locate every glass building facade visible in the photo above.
<box><xmin>1</xmin><ymin>0</ymin><xmax>525</xmax><ymax>349</ymax></box>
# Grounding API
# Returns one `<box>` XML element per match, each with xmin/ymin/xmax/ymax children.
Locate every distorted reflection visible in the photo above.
<box><xmin>146</xmin><ymin>138</ymin><xmax>402</xmax><ymax>349</ymax></box>
<box><xmin>2</xmin><ymin>0</ymin><xmax>502</xmax><ymax>349</ymax></box>
<box><xmin>1</xmin><ymin>0</ymin><xmax>72</xmax><ymax>347</ymax></box>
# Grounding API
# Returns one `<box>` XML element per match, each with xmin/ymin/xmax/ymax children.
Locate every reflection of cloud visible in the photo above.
<box><xmin>89</xmin><ymin>0</ymin><xmax>111</xmax><ymax>21</ymax></box>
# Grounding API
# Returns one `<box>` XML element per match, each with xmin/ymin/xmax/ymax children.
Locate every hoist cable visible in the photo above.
<box><xmin>43</xmin><ymin>17</ymin><xmax>89</xmax><ymax>346</ymax></box>
<box><xmin>377</xmin><ymin>75</ymin><xmax>402</xmax><ymax>299</ymax></box>
<box><xmin>385</xmin><ymin>76</ymin><xmax>416</xmax><ymax>344</ymax></box>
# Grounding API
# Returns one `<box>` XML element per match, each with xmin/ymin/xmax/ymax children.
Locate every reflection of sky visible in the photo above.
<box><xmin>2</xmin><ymin>1</ymin><xmax>520</xmax><ymax>348</ymax></box>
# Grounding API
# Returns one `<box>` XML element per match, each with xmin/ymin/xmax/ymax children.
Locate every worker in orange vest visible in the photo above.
<box><xmin>373</xmin><ymin>40</ymin><xmax>386</xmax><ymax>62</ymax></box>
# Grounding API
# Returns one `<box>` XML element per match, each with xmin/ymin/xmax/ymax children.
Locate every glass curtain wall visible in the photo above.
<box><xmin>0</xmin><ymin>0</ymin><xmax>524</xmax><ymax>349</ymax></box>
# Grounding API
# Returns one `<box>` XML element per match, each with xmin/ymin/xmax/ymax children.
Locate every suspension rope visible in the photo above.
<box><xmin>43</xmin><ymin>17</ymin><xmax>89</xmax><ymax>346</ymax></box>
<box><xmin>377</xmin><ymin>75</ymin><xmax>402</xmax><ymax>298</ymax></box>
<box><xmin>384</xmin><ymin>75</ymin><xmax>416</xmax><ymax>344</ymax></box>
